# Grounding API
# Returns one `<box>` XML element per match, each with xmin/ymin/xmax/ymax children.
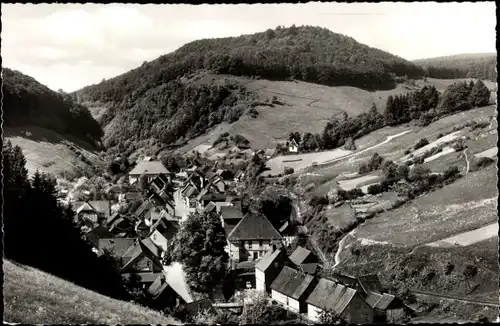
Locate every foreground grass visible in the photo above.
<box><xmin>3</xmin><ymin>260</ymin><xmax>181</xmax><ymax>325</ymax></box>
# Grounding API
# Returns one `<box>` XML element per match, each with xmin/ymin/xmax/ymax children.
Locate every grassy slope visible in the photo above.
<box><xmin>3</xmin><ymin>126</ymin><xmax>104</xmax><ymax>179</ymax></box>
<box><xmin>3</xmin><ymin>259</ymin><xmax>181</xmax><ymax>324</ymax></box>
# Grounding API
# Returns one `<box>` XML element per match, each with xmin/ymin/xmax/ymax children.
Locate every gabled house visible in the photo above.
<box><xmin>355</xmin><ymin>274</ymin><xmax>386</xmax><ymax>296</ymax></box>
<box><xmin>288</xmin><ymin>139</ymin><xmax>299</xmax><ymax>153</ymax></box>
<box><xmin>270</xmin><ymin>266</ymin><xmax>318</xmax><ymax>313</ymax></box>
<box><xmin>84</xmin><ymin>225</ymin><xmax>113</xmax><ymax>249</ymax></box>
<box><xmin>255</xmin><ymin>247</ymin><xmax>291</xmax><ymax>293</ymax></box>
<box><xmin>305</xmin><ymin>278</ymin><xmax>374</xmax><ymax>324</ymax></box>
<box><xmin>289</xmin><ymin>246</ymin><xmax>318</xmax><ymax>267</ymax></box>
<box><xmin>298</xmin><ymin>263</ymin><xmax>319</xmax><ymax>275</ymax></box>
<box><xmin>179</xmin><ymin>298</ymin><xmax>218</xmax><ymax>319</ymax></box>
<box><xmin>97</xmin><ymin>238</ymin><xmax>136</xmax><ymax>259</ymax></box>
<box><xmin>120</xmin><ymin>238</ymin><xmax>164</xmax><ymax>277</ymax></box>
<box><xmin>148</xmin><ymin>262</ymin><xmax>194</xmax><ymax>311</ymax></box>
<box><xmin>226</xmin><ymin>212</ymin><xmax>283</xmax><ymax>264</ymax></box>
<box><xmin>107</xmin><ymin>214</ymin><xmax>136</xmax><ymax>237</ymax></box>
<box><xmin>129</xmin><ymin>159</ymin><xmax>170</xmax><ymax>184</ymax></box>
<box><xmin>150</xmin><ymin>173</ymin><xmax>171</xmax><ymax>193</ymax></box>
<box><xmin>73</xmin><ymin>200</ymin><xmax>112</xmax><ymax>226</ymax></box>
<box><xmin>148</xmin><ymin>217</ymin><xmax>179</xmax><ymax>252</ymax></box>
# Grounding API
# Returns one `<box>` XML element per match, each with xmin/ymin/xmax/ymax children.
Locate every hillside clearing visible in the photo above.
<box><xmin>3</xmin><ymin>126</ymin><xmax>103</xmax><ymax>179</ymax></box>
<box><xmin>349</xmin><ymin>165</ymin><xmax>498</xmax><ymax>247</ymax></box>
<box><xmin>423</xmin><ymin>146</ymin><xmax>456</xmax><ymax>163</ymax></box>
<box><xmin>337</xmin><ymin>174</ymin><xmax>381</xmax><ymax>191</ymax></box>
<box><xmin>3</xmin><ymin>259</ymin><xmax>181</xmax><ymax>325</ymax></box>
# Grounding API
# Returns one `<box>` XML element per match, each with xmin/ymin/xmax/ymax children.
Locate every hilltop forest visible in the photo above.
<box><xmin>3</xmin><ymin>68</ymin><xmax>103</xmax><ymax>147</ymax></box>
<box><xmin>74</xmin><ymin>25</ymin><xmax>425</xmax><ymax>155</ymax></box>
<box><xmin>414</xmin><ymin>53</ymin><xmax>497</xmax><ymax>81</ymax></box>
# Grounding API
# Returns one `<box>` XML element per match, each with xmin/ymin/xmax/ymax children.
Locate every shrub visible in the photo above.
<box><xmin>414</xmin><ymin>138</ymin><xmax>429</xmax><ymax>150</ymax></box>
<box><xmin>367</xmin><ymin>183</ymin><xmax>384</xmax><ymax>195</ymax></box>
<box><xmin>470</xmin><ymin>157</ymin><xmax>495</xmax><ymax>171</ymax></box>
<box><xmin>284</xmin><ymin>167</ymin><xmax>294</xmax><ymax>175</ymax></box>
<box><xmin>404</xmin><ymin>149</ymin><xmax>412</xmax><ymax>155</ymax></box>
<box><xmin>452</xmin><ymin>139</ymin><xmax>467</xmax><ymax>152</ymax></box>
<box><xmin>436</xmin><ymin>133</ymin><xmax>444</xmax><ymax>139</ymax></box>
<box><xmin>444</xmin><ymin>262</ymin><xmax>454</xmax><ymax>275</ymax></box>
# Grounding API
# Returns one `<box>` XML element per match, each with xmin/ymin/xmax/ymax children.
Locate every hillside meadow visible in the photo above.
<box><xmin>3</xmin><ymin>259</ymin><xmax>181</xmax><ymax>325</ymax></box>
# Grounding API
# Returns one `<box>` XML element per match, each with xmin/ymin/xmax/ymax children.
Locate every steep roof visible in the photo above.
<box><xmin>270</xmin><ymin>266</ymin><xmax>315</xmax><ymax>300</ymax></box>
<box><xmin>129</xmin><ymin>160</ymin><xmax>169</xmax><ymax>175</ymax></box>
<box><xmin>88</xmin><ymin>200</ymin><xmax>111</xmax><ymax>217</ymax></box>
<box><xmin>300</xmin><ymin>263</ymin><xmax>319</xmax><ymax>275</ymax></box>
<box><xmin>85</xmin><ymin>225</ymin><xmax>113</xmax><ymax>247</ymax></box>
<box><xmin>364</xmin><ymin>292</ymin><xmax>384</xmax><ymax>309</ymax></box>
<box><xmin>255</xmin><ymin>248</ymin><xmax>283</xmax><ymax>272</ymax></box>
<box><xmin>76</xmin><ymin>202</ymin><xmax>95</xmax><ymax>214</ymax></box>
<box><xmin>306</xmin><ymin>278</ymin><xmax>358</xmax><ymax>315</ymax></box>
<box><xmin>220</xmin><ymin>206</ymin><xmax>243</xmax><ymax>220</ymax></box>
<box><xmin>150</xmin><ymin>218</ymin><xmax>179</xmax><ymax>241</ymax></box>
<box><xmin>375</xmin><ymin>293</ymin><xmax>396</xmax><ymax>310</ymax></box>
<box><xmin>357</xmin><ymin>274</ymin><xmax>385</xmax><ymax>294</ymax></box>
<box><xmin>203</xmin><ymin>201</ymin><xmax>217</xmax><ymax>213</ymax></box>
<box><xmin>135</xmin><ymin>201</ymin><xmax>155</xmax><ymax>217</ymax></box>
<box><xmin>98</xmin><ymin>238</ymin><xmax>136</xmax><ymax>258</ymax></box>
<box><xmin>289</xmin><ymin>246</ymin><xmax>315</xmax><ymax>266</ymax></box>
<box><xmin>227</xmin><ymin>213</ymin><xmax>282</xmax><ymax>241</ymax></box>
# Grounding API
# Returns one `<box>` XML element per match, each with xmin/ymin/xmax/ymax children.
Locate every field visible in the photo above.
<box><xmin>348</xmin><ymin>164</ymin><xmax>497</xmax><ymax>247</ymax></box>
<box><xmin>3</xmin><ymin>126</ymin><xmax>104</xmax><ymax>179</ymax></box>
<box><xmin>3</xmin><ymin>259</ymin><xmax>180</xmax><ymax>324</ymax></box>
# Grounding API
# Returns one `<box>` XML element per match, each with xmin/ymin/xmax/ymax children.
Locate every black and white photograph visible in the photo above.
<box><xmin>2</xmin><ymin>1</ymin><xmax>498</xmax><ymax>324</ymax></box>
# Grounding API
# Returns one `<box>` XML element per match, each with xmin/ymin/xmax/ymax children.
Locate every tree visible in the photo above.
<box><xmin>318</xmin><ymin>308</ymin><xmax>347</xmax><ymax>324</ymax></box>
<box><xmin>462</xmin><ymin>264</ymin><xmax>478</xmax><ymax>290</ymax></box>
<box><xmin>171</xmin><ymin>211</ymin><xmax>229</xmax><ymax>294</ymax></box>
<box><xmin>437</xmin><ymin>81</ymin><xmax>473</xmax><ymax>113</ymax></box>
<box><xmin>469</xmin><ymin>79</ymin><xmax>491</xmax><ymax>107</ymax></box>
<box><xmin>384</xmin><ymin>95</ymin><xmax>398</xmax><ymax>126</ymax></box>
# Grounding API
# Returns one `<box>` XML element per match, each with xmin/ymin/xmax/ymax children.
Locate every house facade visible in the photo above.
<box><xmin>226</xmin><ymin>213</ymin><xmax>283</xmax><ymax>264</ymax></box>
<box><xmin>255</xmin><ymin>247</ymin><xmax>290</xmax><ymax>293</ymax></box>
<box><xmin>306</xmin><ymin>278</ymin><xmax>374</xmax><ymax>324</ymax></box>
<box><xmin>288</xmin><ymin>139</ymin><xmax>299</xmax><ymax>153</ymax></box>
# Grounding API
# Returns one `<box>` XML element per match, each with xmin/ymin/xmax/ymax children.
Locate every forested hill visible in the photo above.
<box><xmin>71</xmin><ymin>25</ymin><xmax>425</xmax><ymax>156</ymax></box>
<box><xmin>3</xmin><ymin>68</ymin><xmax>103</xmax><ymax>147</ymax></box>
<box><xmin>414</xmin><ymin>53</ymin><xmax>497</xmax><ymax>81</ymax></box>
<box><xmin>77</xmin><ymin>26</ymin><xmax>424</xmax><ymax>102</ymax></box>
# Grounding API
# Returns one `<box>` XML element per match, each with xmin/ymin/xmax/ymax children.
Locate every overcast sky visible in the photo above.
<box><xmin>2</xmin><ymin>2</ymin><xmax>496</xmax><ymax>92</ymax></box>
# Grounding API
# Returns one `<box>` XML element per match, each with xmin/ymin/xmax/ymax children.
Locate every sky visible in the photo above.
<box><xmin>2</xmin><ymin>2</ymin><xmax>497</xmax><ymax>92</ymax></box>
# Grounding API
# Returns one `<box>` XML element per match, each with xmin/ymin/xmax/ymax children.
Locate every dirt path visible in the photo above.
<box><xmin>464</xmin><ymin>149</ymin><xmax>470</xmax><ymax>175</ymax></box>
<box><xmin>426</xmin><ymin>222</ymin><xmax>498</xmax><ymax>248</ymax></box>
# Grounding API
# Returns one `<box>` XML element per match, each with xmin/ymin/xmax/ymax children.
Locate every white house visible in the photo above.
<box><xmin>255</xmin><ymin>247</ymin><xmax>290</xmax><ymax>293</ymax></box>
<box><xmin>288</xmin><ymin>139</ymin><xmax>299</xmax><ymax>153</ymax></box>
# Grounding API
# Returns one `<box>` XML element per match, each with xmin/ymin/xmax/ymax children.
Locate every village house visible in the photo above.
<box><xmin>226</xmin><ymin>212</ymin><xmax>283</xmax><ymax>264</ymax></box>
<box><xmin>255</xmin><ymin>246</ymin><xmax>291</xmax><ymax>293</ymax></box>
<box><xmin>73</xmin><ymin>200</ymin><xmax>112</xmax><ymax>229</ymax></box>
<box><xmin>120</xmin><ymin>238</ymin><xmax>164</xmax><ymax>278</ymax></box>
<box><xmin>84</xmin><ymin>225</ymin><xmax>113</xmax><ymax>250</ymax></box>
<box><xmin>128</xmin><ymin>159</ymin><xmax>170</xmax><ymax>184</ymax></box>
<box><xmin>305</xmin><ymin>278</ymin><xmax>374</xmax><ymax>324</ymax></box>
<box><xmin>270</xmin><ymin>266</ymin><xmax>318</xmax><ymax>314</ymax></box>
<box><xmin>148</xmin><ymin>217</ymin><xmax>179</xmax><ymax>252</ymax></box>
<box><xmin>106</xmin><ymin>213</ymin><xmax>137</xmax><ymax>238</ymax></box>
<box><xmin>97</xmin><ymin>238</ymin><xmax>136</xmax><ymax>258</ymax></box>
<box><xmin>278</xmin><ymin>221</ymin><xmax>299</xmax><ymax>247</ymax></box>
<box><xmin>288</xmin><ymin>138</ymin><xmax>299</xmax><ymax>153</ymax></box>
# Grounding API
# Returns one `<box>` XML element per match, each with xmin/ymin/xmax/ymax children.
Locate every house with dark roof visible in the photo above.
<box><xmin>355</xmin><ymin>274</ymin><xmax>386</xmax><ymax>296</ymax></box>
<box><xmin>179</xmin><ymin>298</ymin><xmax>218</xmax><ymax>319</ymax></box>
<box><xmin>97</xmin><ymin>238</ymin><xmax>136</xmax><ymax>259</ymax></box>
<box><xmin>107</xmin><ymin>214</ymin><xmax>136</xmax><ymax>237</ymax></box>
<box><xmin>305</xmin><ymin>278</ymin><xmax>374</xmax><ymax>323</ymax></box>
<box><xmin>84</xmin><ymin>225</ymin><xmax>113</xmax><ymax>249</ymax></box>
<box><xmin>255</xmin><ymin>247</ymin><xmax>291</xmax><ymax>293</ymax></box>
<box><xmin>226</xmin><ymin>213</ymin><xmax>283</xmax><ymax>264</ymax></box>
<box><xmin>220</xmin><ymin>205</ymin><xmax>244</xmax><ymax>238</ymax></box>
<box><xmin>270</xmin><ymin>266</ymin><xmax>318</xmax><ymax>313</ymax></box>
<box><xmin>289</xmin><ymin>246</ymin><xmax>318</xmax><ymax>267</ymax></box>
<box><xmin>128</xmin><ymin>159</ymin><xmax>169</xmax><ymax>184</ymax></box>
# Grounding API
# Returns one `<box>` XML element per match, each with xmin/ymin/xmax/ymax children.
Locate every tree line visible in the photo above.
<box><xmin>415</xmin><ymin>54</ymin><xmax>497</xmax><ymax>81</ymax></box>
<box><xmin>3</xmin><ymin>141</ymin><xmax>130</xmax><ymax>301</ymax></box>
<box><xmin>282</xmin><ymin>79</ymin><xmax>491</xmax><ymax>153</ymax></box>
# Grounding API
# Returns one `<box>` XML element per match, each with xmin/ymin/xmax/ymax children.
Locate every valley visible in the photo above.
<box><xmin>3</xmin><ymin>16</ymin><xmax>497</xmax><ymax>325</ymax></box>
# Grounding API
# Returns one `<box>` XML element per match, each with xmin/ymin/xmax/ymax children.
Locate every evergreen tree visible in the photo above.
<box><xmin>469</xmin><ymin>79</ymin><xmax>491</xmax><ymax>107</ymax></box>
<box><xmin>384</xmin><ymin>95</ymin><xmax>397</xmax><ymax>126</ymax></box>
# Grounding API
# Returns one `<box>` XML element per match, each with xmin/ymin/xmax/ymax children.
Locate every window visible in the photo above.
<box><xmin>253</xmin><ymin>252</ymin><xmax>258</xmax><ymax>260</ymax></box>
<box><xmin>248</xmin><ymin>241</ymin><xmax>253</xmax><ymax>249</ymax></box>
<box><xmin>259</xmin><ymin>240</ymin><xmax>263</xmax><ymax>247</ymax></box>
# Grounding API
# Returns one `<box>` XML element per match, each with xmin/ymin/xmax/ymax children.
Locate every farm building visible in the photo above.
<box><xmin>288</xmin><ymin>139</ymin><xmax>299</xmax><ymax>153</ymax></box>
<box><xmin>270</xmin><ymin>266</ymin><xmax>318</xmax><ymax>313</ymax></box>
<box><xmin>226</xmin><ymin>212</ymin><xmax>283</xmax><ymax>264</ymax></box>
<box><xmin>306</xmin><ymin>278</ymin><xmax>374</xmax><ymax>324</ymax></box>
<box><xmin>128</xmin><ymin>159</ymin><xmax>169</xmax><ymax>184</ymax></box>
<box><xmin>255</xmin><ymin>247</ymin><xmax>291</xmax><ymax>293</ymax></box>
